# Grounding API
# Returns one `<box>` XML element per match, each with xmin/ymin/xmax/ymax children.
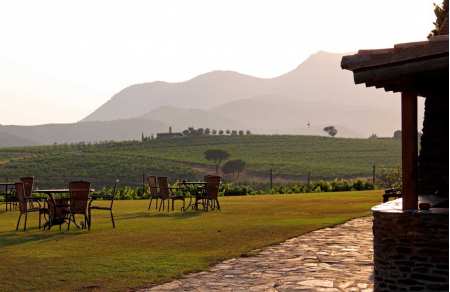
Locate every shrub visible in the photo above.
<box><xmin>86</xmin><ymin>178</ymin><xmax>376</xmax><ymax>200</ymax></box>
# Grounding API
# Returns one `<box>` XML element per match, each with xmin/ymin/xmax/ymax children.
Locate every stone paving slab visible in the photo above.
<box><xmin>142</xmin><ymin>217</ymin><xmax>374</xmax><ymax>291</ymax></box>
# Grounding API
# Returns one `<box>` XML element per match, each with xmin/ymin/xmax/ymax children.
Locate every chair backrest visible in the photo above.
<box><xmin>69</xmin><ymin>181</ymin><xmax>90</xmax><ymax>214</ymax></box>
<box><xmin>20</xmin><ymin>177</ymin><xmax>34</xmax><ymax>198</ymax></box>
<box><xmin>157</xmin><ymin>177</ymin><xmax>170</xmax><ymax>199</ymax></box>
<box><xmin>14</xmin><ymin>182</ymin><xmax>27</xmax><ymax>214</ymax></box>
<box><xmin>147</xmin><ymin>176</ymin><xmax>159</xmax><ymax>196</ymax></box>
<box><xmin>204</xmin><ymin>175</ymin><xmax>221</xmax><ymax>199</ymax></box>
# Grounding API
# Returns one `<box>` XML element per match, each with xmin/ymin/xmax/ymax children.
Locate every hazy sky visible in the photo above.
<box><xmin>0</xmin><ymin>0</ymin><xmax>435</xmax><ymax>125</ymax></box>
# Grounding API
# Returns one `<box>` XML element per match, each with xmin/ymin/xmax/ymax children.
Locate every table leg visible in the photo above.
<box><xmin>184</xmin><ymin>196</ymin><xmax>193</xmax><ymax>211</ymax></box>
<box><xmin>5</xmin><ymin>185</ymin><xmax>7</xmax><ymax>212</ymax></box>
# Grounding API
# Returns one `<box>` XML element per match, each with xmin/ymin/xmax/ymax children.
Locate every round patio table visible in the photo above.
<box><xmin>0</xmin><ymin>182</ymin><xmax>16</xmax><ymax>211</ymax></box>
<box><xmin>176</xmin><ymin>181</ymin><xmax>207</xmax><ymax>210</ymax></box>
<box><xmin>33</xmin><ymin>188</ymin><xmax>95</xmax><ymax>230</ymax></box>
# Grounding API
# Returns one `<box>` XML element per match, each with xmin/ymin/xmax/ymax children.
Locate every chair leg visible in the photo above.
<box><xmin>24</xmin><ymin>212</ymin><xmax>28</xmax><ymax>231</ymax></box>
<box><xmin>148</xmin><ymin>197</ymin><xmax>153</xmax><ymax>210</ymax></box>
<box><xmin>110</xmin><ymin>210</ymin><xmax>115</xmax><ymax>228</ymax></box>
<box><xmin>88</xmin><ymin>208</ymin><xmax>92</xmax><ymax>230</ymax></box>
<box><xmin>68</xmin><ymin>214</ymin><xmax>71</xmax><ymax>231</ymax></box>
<box><xmin>16</xmin><ymin>213</ymin><xmax>22</xmax><ymax>231</ymax></box>
<box><xmin>216</xmin><ymin>199</ymin><xmax>221</xmax><ymax>210</ymax></box>
<box><xmin>155</xmin><ymin>199</ymin><xmax>159</xmax><ymax>210</ymax></box>
<box><xmin>46</xmin><ymin>217</ymin><xmax>51</xmax><ymax>231</ymax></box>
<box><xmin>158</xmin><ymin>200</ymin><xmax>163</xmax><ymax>211</ymax></box>
<box><xmin>172</xmin><ymin>200</ymin><xmax>174</xmax><ymax>211</ymax></box>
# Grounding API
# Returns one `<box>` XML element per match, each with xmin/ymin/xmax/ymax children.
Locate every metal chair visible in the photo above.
<box><xmin>20</xmin><ymin>177</ymin><xmax>34</xmax><ymax>198</ymax></box>
<box><xmin>147</xmin><ymin>176</ymin><xmax>161</xmax><ymax>210</ymax></box>
<box><xmin>202</xmin><ymin>175</ymin><xmax>221</xmax><ymax>211</ymax></box>
<box><xmin>15</xmin><ymin>182</ymin><xmax>42</xmax><ymax>231</ymax></box>
<box><xmin>88</xmin><ymin>179</ymin><xmax>118</xmax><ymax>230</ymax></box>
<box><xmin>19</xmin><ymin>176</ymin><xmax>47</xmax><ymax>224</ymax></box>
<box><xmin>157</xmin><ymin>177</ymin><xmax>185</xmax><ymax>212</ymax></box>
<box><xmin>67</xmin><ymin>181</ymin><xmax>90</xmax><ymax>230</ymax></box>
<box><xmin>20</xmin><ymin>176</ymin><xmax>34</xmax><ymax>208</ymax></box>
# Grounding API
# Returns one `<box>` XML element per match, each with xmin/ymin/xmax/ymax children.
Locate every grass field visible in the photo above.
<box><xmin>0</xmin><ymin>135</ymin><xmax>400</xmax><ymax>187</ymax></box>
<box><xmin>0</xmin><ymin>191</ymin><xmax>381</xmax><ymax>291</ymax></box>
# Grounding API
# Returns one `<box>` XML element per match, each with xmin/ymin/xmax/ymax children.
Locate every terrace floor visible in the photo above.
<box><xmin>143</xmin><ymin>217</ymin><xmax>374</xmax><ymax>292</ymax></box>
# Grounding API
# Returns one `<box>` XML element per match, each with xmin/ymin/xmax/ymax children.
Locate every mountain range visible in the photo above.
<box><xmin>1</xmin><ymin>51</ymin><xmax>417</xmax><ymax>147</ymax></box>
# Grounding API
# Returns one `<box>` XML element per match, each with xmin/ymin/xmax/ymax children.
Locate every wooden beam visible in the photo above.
<box><xmin>341</xmin><ymin>38</ymin><xmax>448</xmax><ymax>71</ymax></box>
<box><xmin>401</xmin><ymin>92</ymin><xmax>418</xmax><ymax>210</ymax></box>
<box><xmin>353</xmin><ymin>56</ymin><xmax>449</xmax><ymax>85</ymax></box>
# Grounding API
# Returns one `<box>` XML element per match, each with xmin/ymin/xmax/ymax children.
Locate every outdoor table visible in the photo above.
<box><xmin>177</xmin><ymin>181</ymin><xmax>207</xmax><ymax>210</ymax></box>
<box><xmin>32</xmin><ymin>188</ymin><xmax>95</xmax><ymax>230</ymax></box>
<box><xmin>0</xmin><ymin>182</ymin><xmax>16</xmax><ymax>211</ymax></box>
<box><xmin>33</xmin><ymin>188</ymin><xmax>96</xmax><ymax>196</ymax></box>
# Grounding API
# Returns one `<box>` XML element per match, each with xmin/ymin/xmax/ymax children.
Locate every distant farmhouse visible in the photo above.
<box><xmin>156</xmin><ymin>127</ymin><xmax>183</xmax><ymax>139</ymax></box>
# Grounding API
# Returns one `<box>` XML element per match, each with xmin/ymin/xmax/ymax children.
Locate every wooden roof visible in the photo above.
<box><xmin>341</xmin><ymin>35</ymin><xmax>449</xmax><ymax>95</ymax></box>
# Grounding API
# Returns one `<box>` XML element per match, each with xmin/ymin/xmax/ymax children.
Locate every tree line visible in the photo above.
<box><xmin>182</xmin><ymin>127</ymin><xmax>251</xmax><ymax>136</ymax></box>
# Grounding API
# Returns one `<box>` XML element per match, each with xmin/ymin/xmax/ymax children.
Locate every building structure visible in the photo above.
<box><xmin>341</xmin><ymin>20</ymin><xmax>449</xmax><ymax>291</ymax></box>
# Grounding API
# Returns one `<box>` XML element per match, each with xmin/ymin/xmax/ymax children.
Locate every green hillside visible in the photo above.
<box><xmin>0</xmin><ymin>135</ymin><xmax>400</xmax><ymax>187</ymax></box>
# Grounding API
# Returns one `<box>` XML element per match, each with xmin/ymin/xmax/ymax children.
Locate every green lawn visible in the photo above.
<box><xmin>0</xmin><ymin>191</ymin><xmax>380</xmax><ymax>291</ymax></box>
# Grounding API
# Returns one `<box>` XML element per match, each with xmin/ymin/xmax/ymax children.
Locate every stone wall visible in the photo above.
<box><xmin>373</xmin><ymin>206</ymin><xmax>449</xmax><ymax>291</ymax></box>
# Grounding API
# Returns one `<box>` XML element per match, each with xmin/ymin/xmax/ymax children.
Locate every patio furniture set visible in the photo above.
<box><xmin>0</xmin><ymin>175</ymin><xmax>221</xmax><ymax>232</ymax></box>
<box><xmin>147</xmin><ymin>175</ymin><xmax>221</xmax><ymax>212</ymax></box>
<box><xmin>0</xmin><ymin>177</ymin><xmax>116</xmax><ymax>231</ymax></box>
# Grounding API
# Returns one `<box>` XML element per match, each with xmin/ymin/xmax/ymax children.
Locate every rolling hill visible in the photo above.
<box><xmin>139</xmin><ymin>106</ymin><xmax>241</xmax><ymax>132</ymax></box>
<box><xmin>0</xmin><ymin>132</ymin><xmax>37</xmax><ymax>147</ymax></box>
<box><xmin>0</xmin><ymin>135</ymin><xmax>401</xmax><ymax>188</ymax></box>
<box><xmin>0</xmin><ymin>118</ymin><xmax>166</xmax><ymax>146</ymax></box>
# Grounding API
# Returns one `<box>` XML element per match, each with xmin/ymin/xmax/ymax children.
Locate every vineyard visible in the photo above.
<box><xmin>0</xmin><ymin>135</ymin><xmax>401</xmax><ymax>188</ymax></box>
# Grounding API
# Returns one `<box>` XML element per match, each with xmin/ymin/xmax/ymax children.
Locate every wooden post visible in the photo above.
<box><xmin>269</xmin><ymin>168</ymin><xmax>273</xmax><ymax>191</ymax></box>
<box><xmin>142</xmin><ymin>172</ymin><xmax>146</xmax><ymax>194</ymax></box>
<box><xmin>401</xmin><ymin>92</ymin><xmax>418</xmax><ymax>210</ymax></box>
<box><xmin>372</xmin><ymin>164</ymin><xmax>376</xmax><ymax>186</ymax></box>
<box><xmin>307</xmin><ymin>171</ymin><xmax>311</xmax><ymax>192</ymax></box>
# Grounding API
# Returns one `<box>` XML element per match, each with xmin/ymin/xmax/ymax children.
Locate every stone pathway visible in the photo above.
<box><xmin>143</xmin><ymin>217</ymin><xmax>374</xmax><ymax>291</ymax></box>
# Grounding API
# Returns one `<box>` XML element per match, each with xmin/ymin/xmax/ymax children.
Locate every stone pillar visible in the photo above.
<box><xmin>373</xmin><ymin>205</ymin><xmax>449</xmax><ymax>291</ymax></box>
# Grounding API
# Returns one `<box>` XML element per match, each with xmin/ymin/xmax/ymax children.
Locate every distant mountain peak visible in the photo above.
<box><xmin>188</xmin><ymin>69</ymin><xmax>264</xmax><ymax>83</ymax></box>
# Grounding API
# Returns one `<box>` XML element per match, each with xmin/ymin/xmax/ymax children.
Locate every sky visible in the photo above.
<box><xmin>0</xmin><ymin>0</ymin><xmax>436</xmax><ymax>125</ymax></box>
